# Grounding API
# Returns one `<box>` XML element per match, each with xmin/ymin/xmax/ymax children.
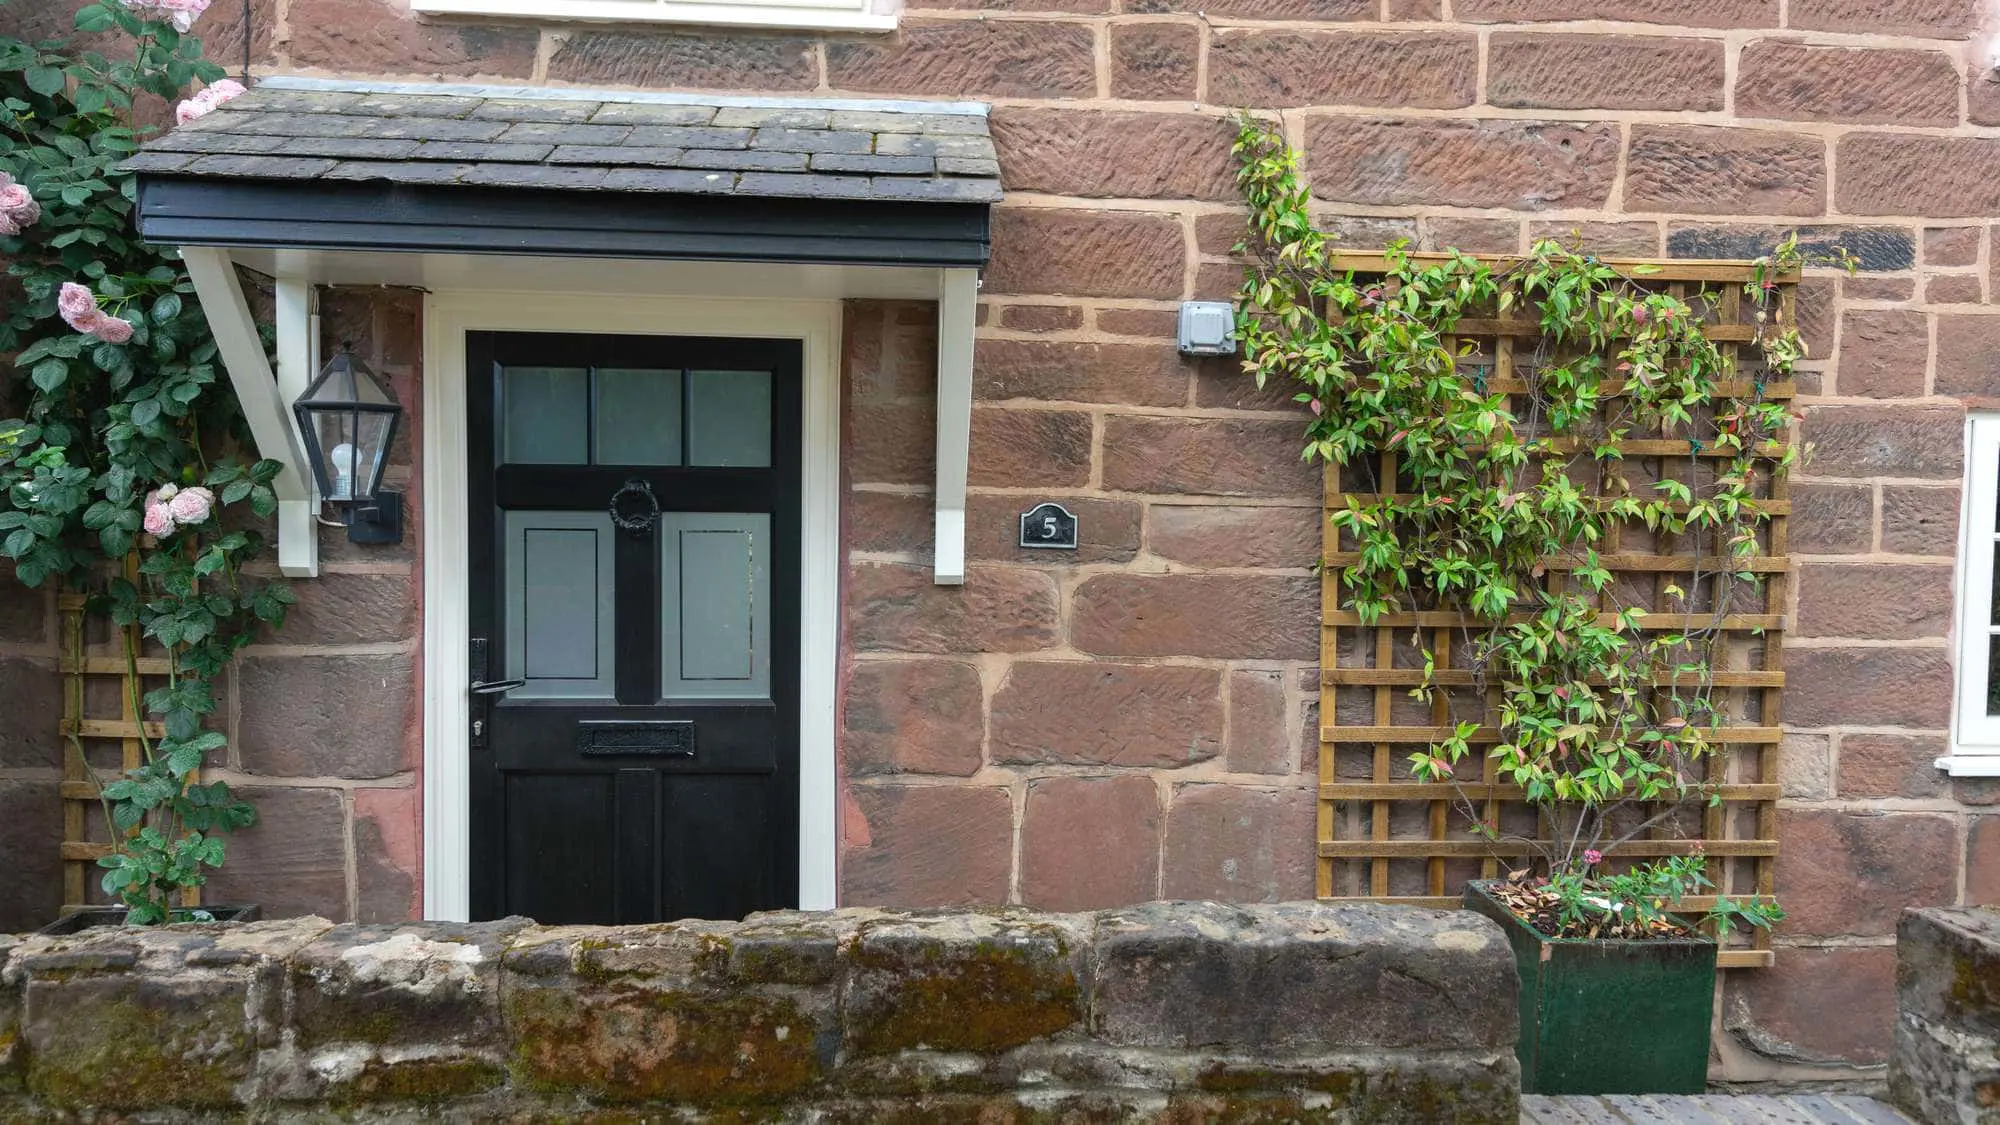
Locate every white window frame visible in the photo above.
<box><xmin>410</xmin><ymin>0</ymin><xmax>897</xmax><ymax>32</ymax></box>
<box><xmin>1946</xmin><ymin>412</ymin><xmax>2000</xmax><ymax>774</ymax></box>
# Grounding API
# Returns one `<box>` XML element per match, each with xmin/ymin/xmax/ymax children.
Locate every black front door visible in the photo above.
<box><xmin>466</xmin><ymin>331</ymin><xmax>801</xmax><ymax>924</ymax></box>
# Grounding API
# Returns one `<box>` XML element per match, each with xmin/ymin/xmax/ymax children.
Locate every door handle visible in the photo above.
<box><xmin>470</xmin><ymin>679</ymin><xmax>526</xmax><ymax>695</ymax></box>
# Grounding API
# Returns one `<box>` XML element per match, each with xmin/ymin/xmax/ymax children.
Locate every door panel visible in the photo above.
<box><xmin>468</xmin><ymin>331</ymin><xmax>802</xmax><ymax>925</ymax></box>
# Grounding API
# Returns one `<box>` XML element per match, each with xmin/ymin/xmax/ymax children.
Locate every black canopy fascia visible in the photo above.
<box><xmin>135</xmin><ymin>175</ymin><xmax>992</xmax><ymax>269</ymax></box>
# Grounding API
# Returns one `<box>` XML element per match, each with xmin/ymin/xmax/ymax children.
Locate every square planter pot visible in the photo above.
<box><xmin>37</xmin><ymin>904</ymin><xmax>263</xmax><ymax>935</ymax></box>
<box><xmin>1464</xmin><ymin>880</ymin><xmax>1715</xmax><ymax>1095</ymax></box>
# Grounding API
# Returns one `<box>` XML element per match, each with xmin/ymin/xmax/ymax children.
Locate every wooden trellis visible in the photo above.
<box><xmin>57</xmin><ymin>559</ymin><xmax>197</xmax><ymax>917</ymax></box>
<box><xmin>1315</xmin><ymin>253</ymin><xmax>1794</xmax><ymax>970</ymax></box>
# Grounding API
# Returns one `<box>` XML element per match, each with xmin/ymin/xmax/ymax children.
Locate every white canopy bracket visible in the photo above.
<box><xmin>933</xmin><ymin>267</ymin><xmax>977</xmax><ymax>585</ymax></box>
<box><xmin>181</xmin><ymin>247</ymin><xmax>320</xmax><ymax>578</ymax></box>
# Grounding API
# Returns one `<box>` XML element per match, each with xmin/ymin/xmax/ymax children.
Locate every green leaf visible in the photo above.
<box><xmin>25</xmin><ymin>67</ymin><xmax>65</xmax><ymax>96</ymax></box>
<box><xmin>152</xmin><ymin>293</ymin><xmax>183</xmax><ymax>323</ymax></box>
<box><xmin>31</xmin><ymin>358</ymin><xmax>68</xmax><ymax>394</ymax></box>
<box><xmin>131</xmin><ymin>399</ymin><xmax>162</xmax><ymax>427</ymax></box>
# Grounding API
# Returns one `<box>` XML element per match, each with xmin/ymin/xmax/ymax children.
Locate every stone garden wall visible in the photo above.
<box><xmin>1890</xmin><ymin>905</ymin><xmax>2000</xmax><ymax>1123</ymax></box>
<box><xmin>0</xmin><ymin>902</ymin><xmax>1520</xmax><ymax>1122</ymax></box>
<box><xmin>5</xmin><ymin>0</ymin><xmax>2000</xmax><ymax>1089</ymax></box>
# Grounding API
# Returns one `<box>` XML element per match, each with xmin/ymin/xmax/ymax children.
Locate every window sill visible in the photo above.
<box><xmin>1936</xmin><ymin>753</ymin><xmax>2000</xmax><ymax>777</ymax></box>
<box><xmin>411</xmin><ymin>0</ymin><xmax>898</xmax><ymax>31</ymax></box>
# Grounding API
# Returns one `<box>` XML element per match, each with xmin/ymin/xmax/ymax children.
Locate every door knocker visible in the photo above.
<box><xmin>609</xmin><ymin>478</ymin><xmax>661</xmax><ymax>535</ymax></box>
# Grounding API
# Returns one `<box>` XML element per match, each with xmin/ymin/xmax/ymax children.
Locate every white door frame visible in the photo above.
<box><xmin>420</xmin><ymin>290</ymin><xmax>843</xmax><ymax>921</ymax></box>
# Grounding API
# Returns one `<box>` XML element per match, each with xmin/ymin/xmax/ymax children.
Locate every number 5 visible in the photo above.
<box><xmin>1041</xmin><ymin>515</ymin><xmax>1058</xmax><ymax>538</ymax></box>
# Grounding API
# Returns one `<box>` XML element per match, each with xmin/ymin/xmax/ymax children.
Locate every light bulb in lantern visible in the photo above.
<box><xmin>328</xmin><ymin>442</ymin><xmax>356</xmax><ymax>501</ymax></box>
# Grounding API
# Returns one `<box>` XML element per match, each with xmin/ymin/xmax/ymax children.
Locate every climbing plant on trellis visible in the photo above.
<box><xmin>1311</xmin><ymin>252</ymin><xmax>1795</xmax><ymax>969</ymax></box>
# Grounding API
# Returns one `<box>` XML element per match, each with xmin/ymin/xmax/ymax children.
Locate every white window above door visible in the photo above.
<box><xmin>409</xmin><ymin>0</ymin><xmax>897</xmax><ymax>32</ymax></box>
<box><xmin>1946</xmin><ymin>412</ymin><xmax>2000</xmax><ymax>774</ymax></box>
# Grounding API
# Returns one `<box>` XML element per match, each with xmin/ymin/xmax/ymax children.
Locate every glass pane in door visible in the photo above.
<box><xmin>504</xmin><ymin>510</ymin><xmax>616</xmax><ymax>699</ymax></box>
<box><xmin>595</xmin><ymin>368</ymin><xmax>684</xmax><ymax>466</ymax></box>
<box><xmin>660</xmin><ymin>513</ymin><xmax>771</xmax><ymax>701</ymax></box>
<box><xmin>503</xmin><ymin>367</ymin><xmax>589</xmax><ymax>464</ymax></box>
<box><xmin>687</xmin><ymin>370</ymin><xmax>772</xmax><ymax>467</ymax></box>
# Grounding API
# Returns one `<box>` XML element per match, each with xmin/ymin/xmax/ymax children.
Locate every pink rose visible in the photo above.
<box><xmin>1583</xmin><ymin>849</ymin><xmax>1603</xmax><ymax>866</ymax></box>
<box><xmin>92</xmin><ymin>315</ymin><xmax>134</xmax><ymax>344</ymax></box>
<box><xmin>167</xmin><ymin>486</ymin><xmax>213</xmax><ymax>525</ymax></box>
<box><xmin>57</xmin><ymin>282</ymin><xmax>96</xmax><ymax>322</ymax></box>
<box><xmin>142</xmin><ymin>503</ymin><xmax>176</xmax><ymax>538</ymax></box>
<box><xmin>203</xmin><ymin>78</ymin><xmax>245</xmax><ymax>105</ymax></box>
<box><xmin>0</xmin><ymin>212</ymin><xmax>15</xmax><ymax>238</ymax></box>
<box><xmin>174</xmin><ymin>98</ymin><xmax>209</xmax><ymax>126</ymax></box>
<box><xmin>0</xmin><ymin>183</ymin><xmax>37</xmax><ymax>232</ymax></box>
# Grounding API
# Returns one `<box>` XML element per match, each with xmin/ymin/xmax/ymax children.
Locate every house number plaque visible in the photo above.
<box><xmin>1019</xmin><ymin>502</ymin><xmax>1079</xmax><ymax>550</ymax></box>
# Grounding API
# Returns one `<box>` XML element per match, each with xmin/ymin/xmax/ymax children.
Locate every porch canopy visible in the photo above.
<box><xmin>124</xmin><ymin>76</ymin><xmax>998</xmax><ymax>581</ymax></box>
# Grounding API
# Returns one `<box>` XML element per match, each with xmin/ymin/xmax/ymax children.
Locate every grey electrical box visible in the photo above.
<box><xmin>1177</xmin><ymin>301</ymin><xmax>1237</xmax><ymax>356</ymax></box>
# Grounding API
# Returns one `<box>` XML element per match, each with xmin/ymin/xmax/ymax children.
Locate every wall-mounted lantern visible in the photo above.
<box><xmin>293</xmin><ymin>348</ymin><xmax>403</xmax><ymax>544</ymax></box>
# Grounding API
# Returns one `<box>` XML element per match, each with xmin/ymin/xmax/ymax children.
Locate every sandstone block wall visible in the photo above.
<box><xmin>4</xmin><ymin>0</ymin><xmax>2000</xmax><ymax>1085</ymax></box>
<box><xmin>0</xmin><ymin>902</ymin><xmax>1521</xmax><ymax>1121</ymax></box>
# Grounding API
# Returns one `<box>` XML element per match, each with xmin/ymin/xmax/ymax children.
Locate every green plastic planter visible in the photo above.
<box><xmin>1464</xmin><ymin>880</ymin><xmax>1716</xmax><ymax>1095</ymax></box>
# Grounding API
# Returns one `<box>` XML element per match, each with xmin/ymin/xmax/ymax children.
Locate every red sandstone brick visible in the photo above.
<box><xmin>1452</xmin><ymin>0</ymin><xmax>1776</xmax><ymax>25</ymax></box>
<box><xmin>1776</xmin><ymin>809</ymin><xmax>1958</xmax><ymax>938</ymax></box>
<box><xmin>1193</xmin><ymin>357</ymin><xmax>1308</xmax><ymax>413</ymax></box>
<box><xmin>843</xmin><ymin>784</ymin><xmax>1013</xmax><ymax>908</ymax></box>
<box><xmin>1528</xmin><ymin>221</ymin><xmax>1662</xmax><ymax>257</ymax></box>
<box><xmin>1096</xmin><ymin>308</ymin><xmax>1182</xmax><ymax>338</ymax></box>
<box><xmin>976</xmin><ymin>338</ymin><xmax>1189</xmax><ymax>407</ymax></box>
<box><xmin>1304</xmin><ymin>118</ymin><xmax>1617</xmax><ymax>212</ymax></box>
<box><xmin>1161</xmin><ymin>784</ymin><xmax>1314</xmax><ymax>901</ymax></box>
<box><xmin>967</xmin><ymin>408</ymin><xmax>1094</xmax><ymax>488</ymax></box>
<box><xmin>1837</xmin><ymin>309</ymin><xmax>1929</xmax><ymax>398</ymax></box>
<box><xmin>846</xmin><ymin>562</ymin><xmax>1060</xmax><ymax>653</ymax></box>
<box><xmin>0</xmin><ymin>657</ymin><xmax>58</xmax><ymax>770</ymax></box>
<box><xmin>0</xmin><ymin>562</ymin><xmax>47</xmax><ymax>644</ymax></box>
<box><xmin>1421</xmin><ymin>217</ymin><xmax>1521</xmax><ymax>255</ymax></box>
<box><xmin>966</xmin><ymin>494</ymin><xmax>1142</xmax><ymax>565</ymax></box>
<box><xmin>848</xmin><ymin>402</ymin><xmax>935</xmax><ymax>486</ymax></box>
<box><xmin>1624</xmin><ymin>127</ymin><xmax>1826</xmax><ymax>217</ymax></box>
<box><xmin>268</xmin><ymin>570</ymin><xmax>414</xmax><ymax>645</ymax></box>
<box><xmin>1840</xmin><ymin>135</ymin><xmax>2000</xmax><ymax>219</ymax></box>
<box><xmin>1927</xmin><ymin>275</ymin><xmax>1984</xmax><ymax>305</ymax></box>
<box><xmin>1796</xmin><ymin>275</ymin><xmax>1837</xmax><ymax>359</ymax></box>
<box><xmin>354</xmin><ymin>786</ymin><xmax>422</xmax><ymax>923</ymax></box>
<box><xmin>1109</xmin><ymin>22</ymin><xmax>1199</xmax><ymax>101</ymax></box>
<box><xmin>1020</xmin><ymin>775</ymin><xmax>1161</xmax><ymax>910</ymax></box>
<box><xmin>1383</xmin><ymin>0</ymin><xmax>1442</xmax><ymax>13</ymax></box>
<box><xmin>1788</xmin><ymin>0</ymin><xmax>1980</xmax><ymax>37</ymax></box>
<box><xmin>1974</xmin><ymin>66</ymin><xmax>2000</xmax><ymax>126</ymax></box>
<box><xmin>1846</xmin><ymin>277</ymin><xmax>1915</xmax><ymax>302</ymax></box>
<box><xmin>1126</xmin><ymin>0</ymin><xmax>1370</xmax><ymax>17</ymax></box>
<box><xmin>1783</xmin><ymin>647</ymin><xmax>1953</xmax><ymax>728</ymax></box>
<box><xmin>0</xmin><ymin>779</ymin><xmax>60</xmax><ymax>931</ymax></box>
<box><xmin>1227</xmin><ymin>669</ymin><xmax>1293</xmax><ymax>775</ymax></box>
<box><xmin>1840</xmin><ymin>733</ymin><xmax>1950</xmax><ymax>799</ymax></box>
<box><xmin>1317</xmin><ymin>214</ymin><xmax>1420</xmax><ymax>249</ymax></box>
<box><xmin>1207</xmin><ymin>31</ymin><xmax>1477</xmax><ymax>110</ymax></box>
<box><xmin>544</xmin><ymin>29</ymin><xmax>814</xmax><ymax>89</ymax></box>
<box><xmin>845</xmin><ymin>301</ymin><xmax>937</xmax><ymax>403</ymax></box>
<box><xmin>1786</xmin><ymin>483</ymin><xmax>1873</xmax><ymax>554</ymax></box>
<box><xmin>826</xmin><ymin>19</ymin><xmax>1096</xmax><ymax>99</ymax></box>
<box><xmin>205</xmin><ymin>786</ymin><xmax>352</xmax><ymax>919</ymax></box>
<box><xmin>238</xmin><ymin>653</ymin><xmax>415</xmax><ymax>780</ymax></box>
<box><xmin>1147</xmin><ymin>503</ymin><xmax>1320</xmax><ymax>570</ymax></box>
<box><xmin>991</xmin><ymin>109</ymin><xmax>1235</xmax><ymax>201</ymax></box>
<box><xmin>1926</xmin><ymin>226</ymin><xmax>1984</xmax><ymax>267</ymax></box>
<box><xmin>1103</xmin><ymin>416</ymin><xmax>1317</xmax><ymax>498</ymax></box>
<box><xmin>997</xmin><ymin>305</ymin><xmax>1083</xmax><ymax>333</ymax></box>
<box><xmin>844</xmin><ymin>659</ymin><xmax>985</xmax><ymax>776</ymax></box>
<box><xmin>1937</xmin><ymin>314</ymin><xmax>2000</xmax><ymax>398</ymax></box>
<box><xmin>846</xmin><ymin>491</ymin><xmax>930</xmax><ymax>557</ymax></box>
<box><xmin>913</xmin><ymin>0</ymin><xmax>1110</xmax><ymax>12</ymax></box>
<box><xmin>985</xmin><ymin>208</ymin><xmax>1186</xmax><ymax>300</ymax></box>
<box><xmin>1736</xmin><ymin>42</ymin><xmax>1960</xmax><ymax>127</ymax></box>
<box><xmin>1072</xmin><ymin>574</ymin><xmax>1319</xmax><ymax>660</ymax></box>
<box><xmin>1880</xmin><ymin>486</ymin><xmax>1960</xmax><ymax>555</ymax></box>
<box><xmin>291</xmin><ymin>0</ymin><xmax>538</xmax><ymax>77</ymax></box>
<box><xmin>1194</xmin><ymin>212</ymin><xmax>1252</xmax><ymax>257</ymax></box>
<box><xmin>1191</xmin><ymin>261</ymin><xmax>1249</xmax><ymax>304</ymax></box>
<box><xmin>1488</xmin><ymin>34</ymin><xmax>1724</xmax><ymax>112</ymax></box>
<box><xmin>991</xmin><ymin>661</ymin><xmax>1222</xmax><ymax>768</ymax></box>
<box><xmin>1799</xmin><ymin>404</ymin><xmax>1964</xmax><ymax>478</ymax></box>
<box><xmin>1969</xmin><ymin>816</ymin><xmax>2000</xmax><ymax>904</ymax></box>
<box><xmin>1724</xmin><ymin>946</ymin><xmax>1896</xmax><ymax>1066</ymax></box>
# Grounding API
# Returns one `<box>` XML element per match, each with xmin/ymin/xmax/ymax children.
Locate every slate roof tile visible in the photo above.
<box><xmin>128</xmin><ymin>78</ymin><xmax>1001</xmax><ymax>205</ymax></box>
